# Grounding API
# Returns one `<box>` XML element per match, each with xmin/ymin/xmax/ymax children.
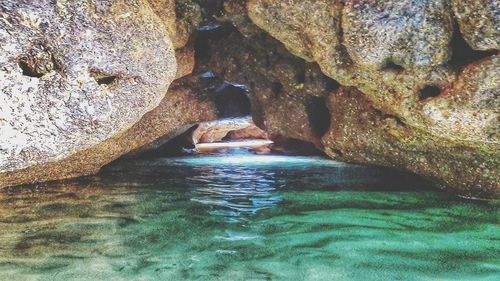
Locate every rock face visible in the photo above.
<box><xmin>212</xmin><ymin>0</ymin><xmax>500</xmax><ymax>197</ymax></box>
<box><xmin>148</xmin><ymin>0</ymin><xmax>202</xmax><ymax>49</ymax></box>
<box><xmin>107</xmin><ymin>75</ymin><xmax>219</xmax><ymax>158</ymax></box>
<box><xmin>342</xmin><ymin>0</ymin><xmax>453</xmax><ymax>69</ymax></box>
<box><xmin>195</xmin><ymin>26</ymin><xmax>335</xmax><ymax>148</ymax></box>
<box><xmin>0</xmin><ymin>0</ymin><xmax>177</xmax><ymax>186</ymax></box>
<box><xmin>192</xmin><ymin>117</ymin><xmax>268</xmax><ymax>144</ymax></box>
<box><xmin>323</xmin><ymin>86</ymin><xmax>499</xmax><ymax>198</ymax></box>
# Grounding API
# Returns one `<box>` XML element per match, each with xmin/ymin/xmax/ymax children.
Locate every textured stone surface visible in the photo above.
<box><xmin>174</xmin><ymin>43</ymin><xmax>196</xmax><ymax>79</ymax></box>
<box><xmin>1</xmin><ymin>0</ymin><xmax>499</xmax><ymax>198</ymax></box>
<box><xmin>195</xmin><ymin>27</ymin><xmax>335</xmax><ymax>147</ymax></box>
<box><xmin>452</xmin><ymin>0</ymin><xmax>500</xmax><ymax>50</ymax></box>
<box><xmin>202</xmin><ymin>9</ymin><xmax>500</xmax><ymax>197</ymax></box>
<box><xmin>0</xmin><ymin>0</ymin><xmax>176</xmax><ymax>186</ymax></box>
<box><xmin>192</xmin><ymin>117</ymin><xmax>266</xmax><ymax>144</ymax></box>
<box><xmin>247</xmin><ymin>0</ymin><xmax>456</xmax><ymax>124</ymax></box>
<box><xmin>247</xmin><ymin>0</ymin><xmax>345</xmax><ymax>71</ymax></box>
<box><xmin>343</xmin><ymin>0</ymin><xmax>453</xmax><ymax>69</ymax></box>
<box><xmin>148</xmin><ymin>0</ymin><xmax>177</xmax><ymax>41</ymax></box>
<box><xmin>115</xmin><ymin>75</ymin><xmax>219</xmax><ymax>157</ymax></box>
<box><xmin>420</xmin><ymin>56</ymin><xmax>500</xmax><ymax>144</ymax></box>
<box><xmin>172</xmin><ymin>0</ymin><xmax>202</xmax><ymax>49</ymax></box>
<box><xmin>323</xmin><ymin>87</ymin><xmax>499</xmax><ymax>198</ymax></box>
<box><xmin>1</xmin><ymin>75</ymin><xmax>218</xmax><ymax>186</ymax></box>
<box><xmin>148</xmin><ymin>0</ymin><xmax>201</xmax><ymax>49</ymax></box>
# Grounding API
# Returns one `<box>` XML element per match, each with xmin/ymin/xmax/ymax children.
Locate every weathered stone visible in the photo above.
<box><xmin>118</xmin><ymin>75</ymin><xmax>219</xmax><ymax>157</ymax></box>
<box><xmin>247</xmin><ymin>0</ymin><xmax>457</xmax><ymax>126</ymax></box>
<box><xmin>420</xmin><ymin>55</ymin><xmax>500</xmax><ymax>144</ymax></box>
<box><xmin>452</xmin><ymin>0</ymin><xmax>500</xmax><ymax>50</ymax></box>
<box><xmin>225</xmin><ymin>3</ymin><xmax>499</xmax><ymax>197</ymax></box>
<box><xmin>173</xmin><ymin>0</ymin><xmax>202</xmax><ymax>49</ymax></box>
<box><xmin>0</xmin><ymin>0</ymin><xmax>176</xmax><ymax>186</ymax></box>
<box><xmin>174</xmin><ymin>43</ymin><xmax>196</xmax><ymax>79</ymax></box>
<box><xmin>195</xmin><ymin>27</ymin><xmax>335</xmax><ymax>146</ymax></box>
<box><xmin>343</xmin><ymin>0</ymin><xmax>453</xmax><ymax>69</ymax></box>
<box><xmin>323</xmin><ymin>87</ymin><xmax>500</xmax><ymax>198</ymax></box>
<box><xmin>148</xmin><ymin>0</ymin><xmax>177</xmax><ymax>41</ymax></box>
<box><xmin>247</xmin><ymin>0</ymin><xmax>346</xmax><ymax>73</ymax></box>
<box><xmin>148</xmin><ymin>0</ymin><xmax>201</xmax><ymax>49</ymax></box>
<box><xmin>192</xmin><ymin>117</ymin><xmax>264</xmax><ymax>144</ymax></box>
<box><xmin>225</xmin><ymin>123</ymin><xmax>269</xmax><ymax>141</ymax></box>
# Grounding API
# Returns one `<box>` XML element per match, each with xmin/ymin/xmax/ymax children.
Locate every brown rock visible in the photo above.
<box><xmin>225</xmin><ymin>124</ymin><xmax>268</xmax><ymax>141</ymax></box>
<box><xmin>343</xmin><ymin>0</ymin><xmax>453</xmax><ymax>69</ymax></box>
<box><xmin>420</xmin><ymin>55</ymin><xmax>500</xmax><ymax>144</ymax></box>
<box><xmin>323</xmin><ymin>87</ymin><xmax>500</xmax><ymax>198</ymax></box>
<box><xmin>195</xmin><ymin>27</ymin><xmax>335</xmax><ymax>146</ymax></box>
<box><xmin>197</xmin><ymin>10</ymin><xmax>500</xmax><ymax>197</ymax></box>
<box><xmin>175</xmin><ymin>43</ymin><xmax>196</xmax><ymax>79</ymax></box>
<box><xmin>148</xmin><ymin>0</ymin><xmax>202</xmax><ymax>49</ymax></box>
<box><xmin>173</xmin><ymin>0</ymin><xmax>202</xmax><ymax>49</ymax></box>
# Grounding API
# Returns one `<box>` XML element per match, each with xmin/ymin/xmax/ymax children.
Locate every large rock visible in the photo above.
<box><xmin>343</xmin><ymin>0</ymin><xmax>453</xmax><ymax>69</ymax></box>
<box><xmin>248</xmin><ymin>0</ymin><xmax>455</xmax><ymax>112</ymax></box>
<box><xmin>247</xmin><ymin>0</ymin><xmax>347</xmax><ymax>75</ymax></box>
<box><xmin>323</xmin><ymin>87</ymin><xmax>499</xmax><ymax>198</ymax></box>
<box><xmin>245</xmin><ymin>0</ymin><xmax>499</xmax><ymax>197</ymax></box>
<box><xmin>0</xmin><ymin>0</ymin><xmax>177</xmax><ymax>186</ymax></box>
<box><xmin>420</xmin><ymin>56</ymin><xmax>500</xmax><ymax>144</ymax></box>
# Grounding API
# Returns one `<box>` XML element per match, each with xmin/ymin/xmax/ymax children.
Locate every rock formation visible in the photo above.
<box><xmin>204</xmin><ymin>0</ymin><xmax>500</xmax><ymax>198</ymax></box>
<box><xmin>1</xmin><ymin>0</ymin><xmax>498</xmax><ymax>198</ymax></box>
<box><xmin>0</xmin><ymin>0</ymin><xmax>178</xmax><ymax>186</ymax></box>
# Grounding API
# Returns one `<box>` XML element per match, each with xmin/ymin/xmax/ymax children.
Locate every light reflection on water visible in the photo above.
<box><xmin>188</xmin><ymin>166</ymin><xmax>281</xmax><ymax>218</ymax></box>
<box><xmin>0</xmin><ymin>152</ymin><xmax>498</xmax><ymax>280</ymax></box>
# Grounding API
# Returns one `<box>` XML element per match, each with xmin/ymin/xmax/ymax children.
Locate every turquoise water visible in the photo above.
<box><xmin>0</xmin><ymin>153</ymin><xmax>498</xmax><ymax>280</ymax></box>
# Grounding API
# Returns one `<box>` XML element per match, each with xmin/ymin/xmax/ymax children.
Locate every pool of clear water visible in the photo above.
<box><xmin>0</xmin><ymin>152</ymin><xmax>498</xmax><ymax>280</ymax></box>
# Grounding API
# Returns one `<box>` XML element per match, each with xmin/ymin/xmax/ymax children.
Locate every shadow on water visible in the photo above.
<box><xmin>0</xmin><ymin>150</ymin><xmax>498</xmax><ymax>280</ymax></box>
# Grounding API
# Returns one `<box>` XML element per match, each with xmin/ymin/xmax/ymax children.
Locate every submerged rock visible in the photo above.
<box><xmin>0</xmin><ymin>0</ymin><xmax>177</xmax><ymax>186</ymax></box>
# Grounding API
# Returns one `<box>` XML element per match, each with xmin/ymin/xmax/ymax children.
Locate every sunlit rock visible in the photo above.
<box><xmin>0</xmin><ymin>0</ymin><xmax>176</xmax><ymax>186</ymax></box>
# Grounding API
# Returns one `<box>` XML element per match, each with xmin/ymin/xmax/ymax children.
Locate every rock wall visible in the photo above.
<box><xmin>205</xmin><ymin>0</ymin><xmax>500</xmax><ymax>198</ymax></box>
<box><xmin>0</xmin><ymin>0</ymin><xmax>178</xmax><ymax>186</ymax></box>
<box><xmin>0</xmin><ymin>0</ymin><xmax>216</xmax><ymax>187</ymax></box>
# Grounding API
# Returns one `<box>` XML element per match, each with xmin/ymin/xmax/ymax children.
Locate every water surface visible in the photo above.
<box><xmin>0</xmin><ymin>153</ymin><xmax>498</xmax><ymax>280</ymax></box>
